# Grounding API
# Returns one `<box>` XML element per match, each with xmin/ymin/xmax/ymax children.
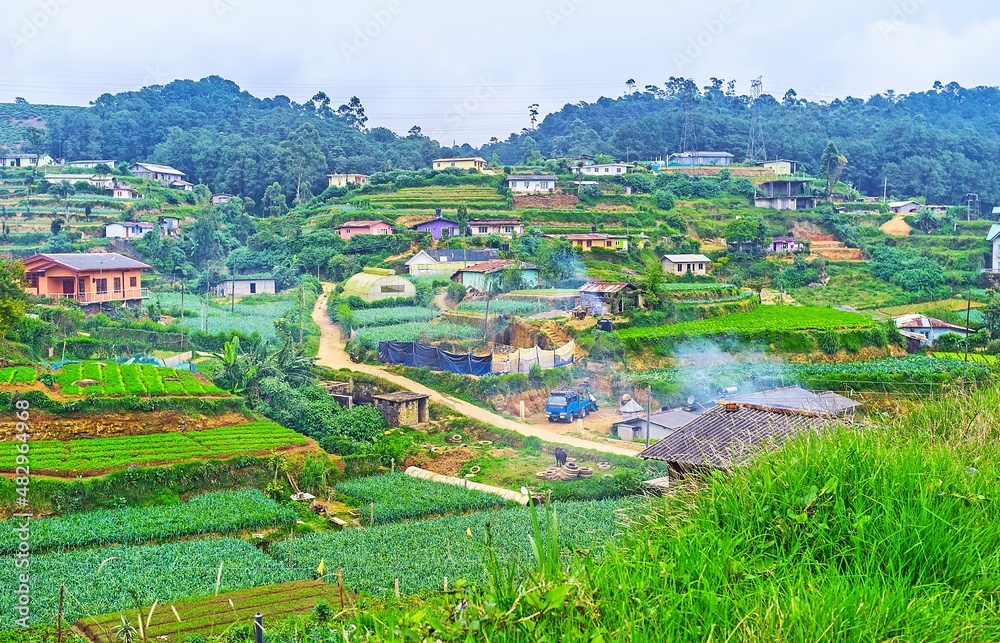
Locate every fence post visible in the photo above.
<box><xmin>254</xmin><ymin>613</ymin><xmax>263</xmax><ymax>643</ymax></box>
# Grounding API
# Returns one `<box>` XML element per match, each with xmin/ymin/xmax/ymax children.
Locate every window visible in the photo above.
<box><xmin>450</xmin><ymin>162</ymin><xmax>455</xmax><ymax>167</ymax></box>
<box><xmin>478</xmin><ymin>227</ymin><xmax>488</xmax><ymax>234</ymax></box>
<box><xmin>540</xmin><ymin>182</ymin><xmax>549</xmax><ymax>188</ymax></box>
<box><xmin>95</xmin><ymin>279</ymin><xmax>108</xmax><ymax>294</ymax></box>
<box><xmin>699</xmin><ymin>264</ymin><xmax>704</xmax><ymax>270</ymax></box>
<box><xmin>604</xmin><ymin>167</ymin><xmax>609</xmax><ymax>172</ymax></box>
<box><xmin>676</xmin><ymin>265</ymin><xmax>682</xmax><ymax>273</ymax></box>
<box><xmin>113</xmin><ymin>277</ymin><xmax>122</xmax><ymax>293</ymax></box>
<box><xmin>129</xmin><ymin>276</ymin><xmax>137</xmax><ymax>288</ymax></box>
<box><xmin>504</xmin><ymin>226</ymin><xmax>514</xmax><ymax>233</ymax></box>
<box><xmin>381</xmin><ymin>285</ymin><xmax>406</xmax><ymax>294</ymax></box>
<box><xmin>25</xmin><ymin>273</ymin><xmax>37</xmax><ymax>287</ymax></box>
<box><xmin>250</xmin><ymin>282</ymin><xmax>257</xmax><ymax>294</ymax></box>
<box><xmin>617</xmin><ymin>168</ymin><xmax>622</xmax><ymax>173</ymax></box>
<box><xmin>78</xmin><ymin>278</ymin><xmax>86</xmax><ymax>293</ymax></box>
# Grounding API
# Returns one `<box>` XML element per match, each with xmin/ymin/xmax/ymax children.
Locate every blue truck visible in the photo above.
<box><xmin>545</xmin><ymin>388</ymin><xmax>597</xmax><ymax>423</ymax></box>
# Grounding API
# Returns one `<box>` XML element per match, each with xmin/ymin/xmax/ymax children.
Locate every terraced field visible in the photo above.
<box><xmin>365</xmin><ymin>186</ymin><xmax>506</xmax><ymax>210</ymax></box>
<box><xmin>51</xmin><ymin>362</ymin><xmax>227</xmax><ymax>397</ymax></box>
<box><xmin>1</xmin><ymin>422</ymin><xmax>308</xmax><ymax>474</ymax></box>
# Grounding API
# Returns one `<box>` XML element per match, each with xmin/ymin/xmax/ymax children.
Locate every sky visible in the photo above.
<box><xmin>2</xmin><ymin>0</ymin><xmax>998</xmax><ymax>146</ymax></box>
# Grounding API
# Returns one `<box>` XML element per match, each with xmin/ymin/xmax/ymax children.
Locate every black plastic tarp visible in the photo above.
<box><xmin>378</xmin><ymin>341</ymin><xmax>492</xmax><ymax>376</ymax></box>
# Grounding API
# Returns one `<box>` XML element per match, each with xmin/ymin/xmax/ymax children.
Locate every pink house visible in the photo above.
<box><xmin>336</xmin><ymin>220</ymin><xmax>393</xmax><ymax>241</ymax></box>
<box><xmin>768</xmin><ymin>235</ymin><xmax>803</xmax><ymax>253</ymax></box>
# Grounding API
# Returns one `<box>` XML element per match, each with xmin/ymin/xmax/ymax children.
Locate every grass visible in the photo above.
<box><xmin>335</xmin><ymin>473</ymin><xmax>509</xmax><ymax>524</ymax></box>
<box><xmin>1</xmin><ymin>422</ymin><xmax>308</xmax><ymax>474</ymax></box>
<box><xmin>789</xmin><ymin>264</ymin><xmax>904</xmax><ymax>309</ymax></box>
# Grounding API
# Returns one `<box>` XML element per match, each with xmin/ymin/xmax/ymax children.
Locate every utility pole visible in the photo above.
<box><xmin>964</xmin><ymin>289</ymin><xmax>972</xmax><ymax>380</ymax></box>
<box><xmin>883</xmin><ymin>177</ymin><xmax>888</xmax><ymax>203</ymax></box>
<box><xmin>299</xmin><ymin>286</ymin><xmax>304</xmax><ymax>344</ymax></box>
<box><xmin>645</xmin><ymin>387</ymin><xmax>652</xmax><ymax>449</ymax></box>
<box><xmin>180</xmin><ymin>282</ymin><xmax>184</xmax><ymax>352</ymax></box>
<box><xmin>231</xmin><ymin>282</ymin><xmax>235</xmax><ymax>313</ymax></box>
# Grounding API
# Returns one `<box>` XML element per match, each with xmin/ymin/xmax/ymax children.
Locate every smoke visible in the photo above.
<box><xmin>668</xmin><ymin>338</ymin><xmax>789</xmax><ymax>406</ymax></box>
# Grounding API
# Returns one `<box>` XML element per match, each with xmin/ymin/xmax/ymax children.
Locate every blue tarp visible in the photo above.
<box><xmin>378</xmin><ymin>341</ymin><xmax>492</xmax><ymax>376</ymax></box>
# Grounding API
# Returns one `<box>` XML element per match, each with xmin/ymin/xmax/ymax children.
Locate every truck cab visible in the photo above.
<box><xmin>545</xmin><ymin>388</ymin><xmax>594</xmax><ymax>423</ymax></box>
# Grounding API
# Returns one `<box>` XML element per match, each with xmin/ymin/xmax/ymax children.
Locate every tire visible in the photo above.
<box><xmin>582</xmin><ymin>407</ymin><xmax>589</xmax><ymax>418</ymax></box>
<box><xmin>567</xmin><ymin>412</ymin><xmax>575</xmax><ymax>423</ymax></box>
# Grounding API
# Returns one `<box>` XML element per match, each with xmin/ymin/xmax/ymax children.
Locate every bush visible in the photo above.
<box><xmin>654</xmin><ymin>189</ymin><xmax>676</xmax><ymax>210</ymax></box>
<box><xmin>447</xmin><ymin>282</ymin><xmax>467</xmax><ymax>303</ymax></box>
<box><xmin>818</xmin><ymin>331</ymin><xmax>842</xmax><ymax>354</ymax></box>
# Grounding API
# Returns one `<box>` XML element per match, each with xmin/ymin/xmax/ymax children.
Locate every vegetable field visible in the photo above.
<box><xmin>53</xmin><ymin>362</ymin><xmax>226</xmax><ymax>397</ymax></box>
<box><xmin>0</xmin><ymin>538</ymin><xmax>295</xmax><ymax>627</ymax></box>
<box><xmin>353</xmin><ymin>322</ymin><xmax>481</xmax><ymax>350</ymax></box>
<box><xmin>1</xmin><ymin>422</ymin><xmax>308</xmax><ymax>474</ymax></box>
<box><xmin>154</xmin><ymin>292</ymin><xmax>309</xmax><ymax>341</ymax></box>
<box><xmin>336</xmin><ymin>473</ymin><xmax>508</xmax><ymax>524</ymax></box>
<box><xmin>81</xmin><ymin>581</ymin><xmax>340</xmax><ymax>643</ymax></box>
<box><xmin>0</xmin><ymin>490</ymin><xmax>295</xmax><ymax>554</ymax></box>
<box><xmin>457</xmin><ymin>300</ymin><xmax>541</xmax><ymax>316</ymax></box>
<box><xmin>350</xmin><ymin>306</ymin><xmax>440</xmax><ymax>327</ymax></box>
<box><xmin>932</xmin><ymin>352</ymin><xmax>998</xmax><ymax>364</ymax></box>
<box><xmin>280</xmin><ymin>500</ymin><xmax>627</xmax><ymax>597</ymax></box>
<box><xmin>0</xmin><ymin>366</ymin><xmax>36</xmax><ymax>385</ymax></box>
<box><xmin>618</xmin><ymin>306</ymin><xmax>876</xmax><ymax>341</ymax></box>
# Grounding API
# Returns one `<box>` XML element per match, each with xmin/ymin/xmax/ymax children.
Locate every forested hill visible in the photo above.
<box><xmin>482</xmin><ymin>80</ymin><xmax>1000</xmax><ymax>206</ymax></box>
<box><xmin>5</xmin><ymin>76</ymin><xmax>446</xmax><ymax>202</ymax></box>
<box><xmin>5</xmin><ymin>76</ymin><xmax>1000</xmax><ymax>206</ymax></box>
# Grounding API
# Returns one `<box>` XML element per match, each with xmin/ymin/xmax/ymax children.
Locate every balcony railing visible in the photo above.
<box><xmin>47</xmin><ymin>288</ymin><xmax>150</xmax><ymax>303</ymax></box>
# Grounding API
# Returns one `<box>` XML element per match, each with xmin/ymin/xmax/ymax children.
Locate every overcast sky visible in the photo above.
<box><xmin>2</xmin><ymin>0</ymin><xmax>997</xmax><ymax>145</ymax></box>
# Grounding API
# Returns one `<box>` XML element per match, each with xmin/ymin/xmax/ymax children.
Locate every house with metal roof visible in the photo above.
<box><xmin>106</xmin><ymin>222</ymin><xmax>155</xmax><ymax>239</ymax></box>
<box><xmin>986</xmin><ymin>224</ymin><xmax>1000</xmax><ymax>275</ymax></box>
<box><xmin>719</xmin><ymin>386</ymin><xmax>860</xmax><ymax>417</ymax></box>
<box><xmin>504</xmin><ymin>175</ymin><xmax>557</xmax><ymax>193</ymax></box>
<box><xmin>661</xmin><ymin>254</ymin><xmax>711</xmax><ymax>276</ymax></box>
<box><xmin>405</xmin><ymin>248</ymin><xmax>499</xmax><ymax>277</ymax></box>
<box><xmin>451</xmin><ymin>260</ymin><xmax>540</xmax><ymax>292</ymax></box>
<box><xmin>578</xmin><ymin>282</ymin><xmax>643</xmax><ymax>313</ymax></box>
<box><xmin>21</xmin><ymin>253</ymin><xmax>151</xmax><ymax>305</ymax></box>
<box><xmin>893</xmin><ymin>314</ymin><xmax>970</xmax><ymax>346</ymax></box>
<box><xmin>336</xmin><ymin>220</ymin><xmax>393</xmax><ymax>241</ymax></box>
<box><xmin>129</xmin><ymin>162</ymin><xmax>186</xmax><ymax>183</ymax></box>
<box><xmin>411</xmin><ymin>216</ymin><xmax>461</xmax><ymax>240</ymax></box>
<box><xmin>342</xmin><ymin>268</ymin><xmax>415</xmax><ymax>303</ymax></box>
<box><xmin>432</xmin><ymin>157</ymin><xmax>487</xmax><ymax>172</ymax></box>
<box><xmin>468</xmin><ymin>219</ymin><xmax>524</xmax><ymax>237</ymax></box>
<box><xmin>614</xmin><ymin>407</ymin><xmax>702</xmax><ymax>442</ymax></box>
<box><xmin>668</xmin><ymin>151</ymin><xmax>734</xmax><ymax>167</ymax></box>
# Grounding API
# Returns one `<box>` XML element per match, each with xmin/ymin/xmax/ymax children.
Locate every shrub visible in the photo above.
<box><xmin>447</xmin><ymin>282</ymin><xmax>467</xmax><ymax>303</ymax></box>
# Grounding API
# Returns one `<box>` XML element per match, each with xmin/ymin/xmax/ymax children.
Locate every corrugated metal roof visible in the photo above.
<box><xmin>469</xmin><ymin>218</ymin><xmax>522</xmax><ymax>225</ymax></box>
<box><xmin>458</xmin><ymin>259</ymin><xmax>539</xmax><ymax>274</ymax></box>
<box><xmin>987</xmin><ymin>224</ymin><xmax>1000</xmax><ymax>243</ymax></box>
<box><xmin>721</xmin><ymin>386</ymin><xmax>860</xmax><ymax>416</ymax></box>
<box><xmin>506</xmin><ymin>175</ymin><xmax>557</xmax><ymax>181</ymax></box>
<box><xmin>337</xmin><ymin>220</ymin><xmax>389</xmax><ymax>229</ymax></box>
<box><xmin>662</xmin><ymin>254</ymin><xmax>711</xmax><ymax>263</ymax></box>
<box><xmin>578</xmin><ymin>282</ymin><xmax>633</xmax><ymax>294</ymax></box>
<box><xmin>23</xmin><ymin>253</ymin><xmax>151</xmax><ymax>271</ymax></box>
<box><xmin>131</xmin><ymin>162</ymin><xmax>185</xmax><ymax>176</ymax></box>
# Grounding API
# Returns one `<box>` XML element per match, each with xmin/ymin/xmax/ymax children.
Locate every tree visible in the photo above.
<box><xmin>336</xmin><ymin>96</ymin><xmax>368</xmax><ymax>131</ymax></box>
<box><xmin>50</xmin><ymin>218</ymin><xmax>63</xmax><ymax>235</ymax></box>
<box><xmin>528</xmin><ymin>103</ymin><xmax>540</xmax><ymax>128</ymax></box>
<box><xmin>819</xmin><ymin>140</ymin><xmax>848</xmax><ymax>200</ymax></box>
<box><xmin>723</xmin><ymin>216</ymin><xmax>767</xmax><ymax>251</ymax></box>
<box><xmin>262</xmin><ymin>182</ymin><xmax>288</xmax><ymax>217</ymax></box>
<box><xmin>625</xmin><ymin>79</ymin><xmax>636</xmax><ymax>94</ymax></box>
<box><xmin>278</xmin><ymin>123</ymin><xmax>327</xmax><ymax>203</ymax></box>
<box><xmin>594</xmin><ymin>153</ymin><xmax>613</xmax><ymax>164</ymax></box>
<box><xmin>0</xmin><ymin>261</ymin><xmax>28</xmax><ymax>338</ymax></box>
<box><xmin>456</xmin><ymin>204</ymin><xmax>469</xmax><ymax>236</ymax></box>
<box><xmin>653</xmin><ymin>189</ymin><xmax>675</xmax><ymax>210</ymax></box>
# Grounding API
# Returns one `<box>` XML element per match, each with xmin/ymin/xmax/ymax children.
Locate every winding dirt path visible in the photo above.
<box><xmin>311</xmin><ymin>284</ymin><xmax>640</xmax><ymax>457</ymax></box>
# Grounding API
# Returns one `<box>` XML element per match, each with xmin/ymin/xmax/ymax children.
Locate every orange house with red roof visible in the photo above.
<box><xmin>21</xmin><ymin>253</ymin><xmax>151</xmax><ymax>304</ymax></box>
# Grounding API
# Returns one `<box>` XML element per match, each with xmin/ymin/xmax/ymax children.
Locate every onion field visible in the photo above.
<box><xmin>0</xmin><ymin>490</ymin><xmax>295</xmax><ymax>554</ymax></box>
<box><xmin>353</xmin><ymin>321</ymin><xmax>481</xmax><ymax>350</ymax></box>
<box><xmin>349</xmin><ymin>306</ymin><xmax>440</xmax><ymax>327</ymax></box>
<box><xmin>335</xmin><ymin>473</ymin><xmax>508</xmax><ymax>524</ymax></box>
<box><xmin>280</xmin><ymin>500</ymin><xmax>628</xmax><ymax>597</ymax></box>
<box><xmin>617</xmin><ymin>306</ymin><xmax>876</xmax><ymax>341</ymax></box>
<box><xmin>54</xmin><ymin>361</ymin><xmax>226</xmax><ymax>397</ymax></box>
<box><xmin>457</xmin><ymin>300</ymin><xmax>541</xmax><ymax>316</ymax></box>
<box><xmin>1</xmin><ymin>422</ymin><xmax>308</xmax><ymax>474</ymax></box>
<box><xmin>0</xmin><ymin>538</ymin><xmax>296</xmax><ymax>628</ymax></box>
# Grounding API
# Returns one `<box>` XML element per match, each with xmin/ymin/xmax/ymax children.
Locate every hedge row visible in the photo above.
<box><xmin>0</xmin><ymin>391</ymin><xmax>246</xmax><ymax>416</ymax></box>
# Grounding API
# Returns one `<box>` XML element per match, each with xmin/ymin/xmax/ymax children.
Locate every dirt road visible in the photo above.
<box><xmin>880</xmin><ymin>214</ymin><xmax>913</xmax><ymax>237</ymax></box>
<box><xmin>311</xmin><ymin>284</ymin><xmax>641</xmax><ymax>457</ymax></box>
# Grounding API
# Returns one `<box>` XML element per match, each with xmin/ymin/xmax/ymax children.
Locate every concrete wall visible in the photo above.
<box><xmin>218</xmin><ymin>280</ymin><xmax>276</xmax><ymax>297</ymax></box>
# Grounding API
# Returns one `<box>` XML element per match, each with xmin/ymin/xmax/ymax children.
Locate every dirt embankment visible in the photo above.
<box><xmin>514</xmin><ymin>194</ymin><xmax>580</xmax><ymax>209</ymax></box>
<box><xmin>2</xmin><ymin>410</ymin><xmax>254</xmax><ymax>442</ymax></box>
<box><xmin>880</xmin><ymin>214</ymin><xmax>913</xmax><ymax>237</ymax></box>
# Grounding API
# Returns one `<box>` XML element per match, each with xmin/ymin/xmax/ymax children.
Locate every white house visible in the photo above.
<box><xmin>1</xmin><ymin>153</ymin><xmax>55</xmax><ymax>168</ymax></box>
<box><xmin>106</xmin><ymin>222</ymin><xmax>155</xmax><ymax>239</ymax></box>
<box><xmin>987</xmin><ymin>225</ymin><xmax>1000</xmax><ymax>274</ymax></box>
<box><xmin>504</xmin><ymin>175</ymin><xmax>556</xmax><ymax>193</ymax></box>
<box><xmin>170</xmin><ymin>179</ymin><xmax>194</xmax><ymax>191</ymax></box>
<box><xmin>759</xmin><ymin>159</ymin><xmax>799</xmax><ymax>175</ymax></box>
<box><xmin>405</xmin><ymin>249</ymin><xmax>499</xmax><ymax>276</ymax></box>
<box><xmin>212</xmin><ymin>193</ymin><xmax>234</xmax><ymax>205</ymax></box>
<box><xmin>893</xmin><ymin>314</ymin><xmax>970</xmax><ymax>346</ymax></box>
<box><xmin>113</xmin><ymin>186</ymin><xmax>141</xmax><ymax>199</ymax></box>
<box><xmin>668</xmin><ymin>151</ymin><xmax>734</xmax><ymax>167</ymax></box>
<box><xmin>216</xmin><ymin>279</ymin><xmax>276</xmax><ymax>297</ymax></box>
<box><xmin>570</xmin><ymin>163</ymin><xmax>632</xmax><ymax>176</ymax></box>
<box><xmin>889</xmin><ymin>201</ymin><xmax>921</xmax><ymax>214</ymax></box>
<box><xmin>159</xmin><ymin>216</ymin><xmax>181</xmax><ymax>237</ymax></box>
<box><xmin>662</xmin><ymin>254</ymin><xmax>711</xmax><ymax>276</ymax></box>
<box><xmin>468</xmin><ymin>219</ymin><xmax>524</xmax><ymax>237</ymax></box>
<box><xmin>68</xmin><ymin>160</ymin><xmax>116</xmax><ymax>169</ymax></box>
<box><xmin>129</xmin><ymin>162</ymin><xmax>186</xmax><ymax>183</ymax></box>
<box><xmin>328</xmin><ymin>173</ymin><xmax>370</xmax><ymax>188</ymax></box>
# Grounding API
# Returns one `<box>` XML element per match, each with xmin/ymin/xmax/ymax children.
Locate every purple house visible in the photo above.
<box><xmin>411</xmin><ymin>216</ymin><xmax>461</xmax><ymax>239</ymax></box>
<box><xmin>768</xmin><ymin>235</ymin><xmax>803</xmax><ymax>253</ymax></box>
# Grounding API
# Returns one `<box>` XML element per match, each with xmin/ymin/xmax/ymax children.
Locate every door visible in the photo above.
<box><xmin>62</xmin><ymin>279</ymin><xmax>75</xmax><ymax>295</ymax></box>
<box><xmin>250</xmin><ymin>283</ymin><xmax>257</xmax><ymax>294</ymax></box>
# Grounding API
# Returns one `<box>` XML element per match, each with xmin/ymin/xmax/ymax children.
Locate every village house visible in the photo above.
<box><xmin>405</xmin><ymin>248</ymin><xmax>499</xmax><ymax>277</ymax></box>
<box><xmin>336</xmin><ymin>220</ymin><xmax>393</xmax><ymax>241</ymax></box>
<box><xmin>889</xmin><ymin>200</ymin><xmax>921</xmax><ymax>214</ymax></box>
<box><xmin>216</xmin><ymin>278</ymin><xmax>276</xmax><ymax>297</ymax></box>
<box><xmin>411</xmin><ymin>215</ymin><xmax>461</xmax><ymax>239</ymax></box>
<box><xmin>170</xmin><ymin>179</ymin><xmax>194</xmax><ymax>191</ymax></box>
<box><xmin>758</xmin><ymin>159</ymin><xmax>799</xmax><ymax>175</ymax></box>
<box><xmin>328</xmin><ymin>173</ymin><xmax>370</xmax><ymax>188</ymax></box>
<box><xmin>468</xmin><ymin>218</ymin><xmax>524</xmax><ymax>237</ymax></box>
<box><xmin>44</xmin><ymin>174</ymin><xmax>95</xmax><ymax>185</ymax></box>
<box><xmin>373</xmin><ymin>391</ymin><xmax>430</xmax><ymax>427</ymax></box>
<box><xmin>159</xmin><ymin>216</ymin><xmax>181</xmax><ymax>237</ymax></box>
<box><xmin>212</xmin><ymin>193</ymin><xmax>234</xmax><ymax>205</ymax></box>
<box><xmin>432</xmin><ymin>157</ymin><xmax>487</xmax><ymax>172</ymax></box>
<box><xmin>893</xmin><ymin>314</ymin><xmax>971</xmax><ymax>346</ymax></box>
<box><xmin>614</xmin><ymin>408</ymin><xmax>701</xmax><ymax>443</ymax></box>
<box><xmin>985</xmin><ymin>224</ymin><xmax>1000</xmax><ymax>274</ymax></box>
<box><xmin>754</xmin><ymin>179</ymin><xmax>816</xmax><ymax>210</ymax></box>
<box><xmin>570</xmin><ymin>163</ymin><xmax>632</xmax><ymax>176</ymax></box>
<box><xmin>662</xmin><ymin>254</ymin><xmax>711</xmax><ymax>276</ymax></box>
<box><xmin>1</xmin><ymin>153</ymin><xmax>55</xmax><ymax>168</ymax></box>
<box><xmin>21</xmin><ymin>253</ymin><xmax>150</xmax><ymax>305</ymax></box>
<box><xmin>105</xmin><ymin>221</ymin><xmax>155</xmax><ymax>239</ymax></box>
<box><xmin>578</xmin><ymin>281</ymin><xmax>643</xmax><ymax>314</ymax></box>
<box><xmin>504</xmin><ymin>174</ymin><xmax>557</xmax><ymax>193</ymax></box>
<box><xmin>451</xmin><ymin>259</ymin><xmax>540</xmax><ymax>292</ymax></box>
<box><xmin>113</xmin><ymin>186</ymin><xmax>141</xmax><ymax>199</ymax></box>
<box><xmin>667</xmin><ymin>151</ymin><xmax>734</xmax><ymax>167</ymax></box>
<box><xmin>129</xmin><ymin>162</ymin><xmax>186</xmax><ymax>183</ymax></box>
<box><xmin>555</xmin><ymin>232</ymin><xmax>628</xmax><ymax>252</ymax></box>
<box><xmin>67</xmin><ymin>159</ymin><xmax>116</xmax><ymax>169</ymax></box>
<box><xmin>767</xmin><ymin>234</ymin><xmax>804</xmax><ymax>253</ymax></box>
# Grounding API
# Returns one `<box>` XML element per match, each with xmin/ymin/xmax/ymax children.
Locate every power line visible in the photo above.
<box><xmin>747</xmin><ymin>76</ymin><xmax>766</xmax><ymax>164</ymax></box>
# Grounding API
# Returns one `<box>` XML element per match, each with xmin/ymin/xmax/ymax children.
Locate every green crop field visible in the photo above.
<box><xmin>932</xmin><ymin>352</ymin><xmax>998</xmax><ymax>364</ymax></box>
<box><xmin>353</xmin><ymin>322</ymin><xmax>482</xmax><ymax>350</ymax></box>
<box><xmin>52</xmin><ymin>361</ymin><xmax>226</xmax><ymax>397</ymax></box>
<box><xmin>0</xmin><ymin>538</ymin><xmax>296</xmax><ymax>627</ymax></box>
<box><xmin>618</xmin><ymin>306</ymin><xmax>876</xmax><ymax>341</ymax></box>
<box><xmin>153</xmin><ymin>293</ymin><xmax>304</xmax><ymax>341</ymax></box>
<box><xmin>81</xmin><ymin>581</ymin><xmax>340</xmax><ymax>643</ymax></box>
<box><xmin>349</xmin><ymin>306</ymin><xmax>440</xmax><ymax>327</ymax></box>
<box><xmin>0</xmin><ymin>490</ymin><xmax>294</xmax><ymax>554</ymax></box>
<box><xmin>0</xmin><ymin>366</ymin><xmax>36</xmax><ymax>385</ymax></box>
<box><xmin>1</xmin><ymin>422</ymin><xmax>308</xmax><ymax>474</ymax></box>
<box><xmin>456</xmin><ymin>300</ymin><xmax>542</xmax><ymax>316</ymax></box>
<box><xmin>280</xmin><ymin>500</ymin><xmax>627</xmax><ymax>597</ymax></box>
<box><xmin>335</xmin><ymin>473</ymin><xmax>508</xmax><ymax>524</ymax></box>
